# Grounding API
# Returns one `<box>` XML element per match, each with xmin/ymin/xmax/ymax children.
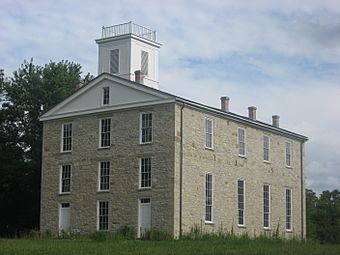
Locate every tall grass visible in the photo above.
<box><xmin>1</xmin><ymin>226</ymin><xmax>339</xmax><ymax>255</ymax></box>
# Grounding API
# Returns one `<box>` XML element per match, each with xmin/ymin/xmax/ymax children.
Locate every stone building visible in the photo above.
<box><xmin>40</xmin><ymin>22</ymin><xmax>308</xmax><ymax>238</ymax></box>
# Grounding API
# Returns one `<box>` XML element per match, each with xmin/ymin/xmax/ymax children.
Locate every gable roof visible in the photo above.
<box><xmin>39</xmin><ymin>73</ymin><xmax>175</xmax><ymax>121</ymax></box>
<box><xmin>40</xmin><ymin>72</ymin><xmax>308</xmax><ymax>142</ymax></box>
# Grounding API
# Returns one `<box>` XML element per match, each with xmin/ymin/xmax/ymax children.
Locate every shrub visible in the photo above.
<box><xmin>117</xmin><ymin>225</ymin><xmax>135</xmax><ymax>240</ymax></box>
<box><xmin>89</xmin><ymin>231</ymin><xmax>109</xmax><ymax>242</ymax></box>
<box><xmin>141</xmin><ymin>229</ymin><xmax>172</xmax><ymax>241</ymax></box>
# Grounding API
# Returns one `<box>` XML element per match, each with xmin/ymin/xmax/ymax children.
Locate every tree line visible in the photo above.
<box><xmin>0</xmin><ymin>60</ymin><xmax>339</xmax><ymax>243</ymax></box>
<box><xmin>0</xmin><ymin>59</ymin><xmax>92</xmax><ymax>236</ymax></box>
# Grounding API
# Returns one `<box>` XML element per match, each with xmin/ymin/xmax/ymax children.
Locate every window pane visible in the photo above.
<box><xmin>99</xmin><ymin>201</ymin><xmax>109</xmax><ymax>230</ymax></box>
<box><xmin>205</xmin><ymin>119</ymin><xmax>213</xmax><ymax>148</ymax></box>
<box><xmin>62</xmin><ymin>123</ymin><xmax>72</xmax><ymax>151</ymax></box>
<box><xmin>263</xmin><ymin>136</ymin><xmax>269</xmax><ymax>161</ymax></box>
<box><xmin>99</xmin><ymin>161</ymin><xmax>110</xmax><ymax>191</ymax></box>
<box><xmin>263</xmin><ymin>184</ymin><xmax>270</xmax><ymax>228</ymax></box>
<box><xmin>205</xmin><ymin>173</ymin><xmax>213</xmax><ymax>222</ymax></box>
<box><xmin>61</xmin><ymin>165</ymin><xmax>71</xmax><ymax>193</ymax></box>
<box><xmin>140</xmin><ymin>158</ymin><xmax>151</xmax><ymax>188</ymax></box>
<box><xmin>286</xmin><ymin>142</ymin><xmax>291</xmax><ymax>166</ymax></box>
<box><xmin>238</xmin><ymin>180</ymin><xmax>245</xmax><ymax>225</ymax></box>
<box><xmin>100</xmin><ymin>119</ymin><xmax>111</xmax><ymax>147</ymax></box>
<box><xmin>286</xmin><ymin>189</ymin><xmax>292</xmax><ymax>230</ymax></box>
<box><xmin>238</xmin><ymin>128</ymin><xmax>245</xmax><ymax>156</ymax></box>
<box><xmin>141</xmin><ymin>113</ymin><xmax>152</xmax><ymax>143</ymax></box>
<box><xmin>103</xmin><ymin>87</ymin><xmax>109</xmax><ymax>105</ymax></box>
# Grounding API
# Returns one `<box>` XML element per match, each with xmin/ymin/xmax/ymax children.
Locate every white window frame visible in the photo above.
<box><xmin>139</xmin><ymin>112</ymin><xmax>153</xmax><ymax>144</ymax></box>
<box><xmin>98</xmin><ymin>161</ymin><xmax>110</xmax><ymax>192</ymax></box>
<box><xmin>285</xmin><ymin>141</ymin><xmax>292</xmax><ymax>167</ymax></box>
<box><xmin>238</xmin><ymin>128</ymin><xmax>246</xmax><ymax>157</ymax></box>
<box><xmin>263</xmin><ymin>184</ymin><xmax>271</xmax><ymax>229</ymax></box>
<box><xmin>61</xmin><ymin>123</ymin><xmax>72</xmax><ymax>152</ymax></box>
<box><xmin>102</xmin><ymin>86</ymin><xmax>110</xmax><ymax>105</ymax></box>
<box><xmin>139</xmin><ymin>157</ymin><xmax>152</xmax><ymax>189</ymax></box>
<box><xmin>97</xmin><ymin>200</ymin><xmax>109</xmax><ymax>231</ymax></box>
<box><xmin>205</xmin><ymin>117</ymin><xmax>214</xmax><ymax>149</ymax></box>
<box><xmin>285</xmin><ymin>188</ymin><xmax>293</xmax><ymax>231</ymax></box>
<box><xmin>263</xmin><ymin>135</ymin><xmax>270</xmax><ymax>162</ymax></box>
<box><xmin>205</xmin><ymin>172</ymin><xmax>213</xmax><ymax>223</ymax></box>
<box><xmin>237</xmin><ymin>179</ymin><xmax>246</xmax><ymax>227</ymax></box>
<box><xmin>99</xmin><ymin>118</ymin><xmax>111</xmax><ymax>148</ymax></box>
<box><xmin>59</xmin><ymin>164</ymin><xmax>71</xmax><ymax>194</ymax></box>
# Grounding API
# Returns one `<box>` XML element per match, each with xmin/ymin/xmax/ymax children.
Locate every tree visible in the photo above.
<box><xmin>306</xmin><ymin>189</ymin><xmax>318</xmax><ymax>239</ymax></box>
<box><xmin>0</xmin><ymin>59</ymin><xmax>93</xmax><ymax>236</ymax></box>
<box><xmin>306</xmin><ymin>188</ymin><xmax>340</xmax><ymax>243</ymax></box>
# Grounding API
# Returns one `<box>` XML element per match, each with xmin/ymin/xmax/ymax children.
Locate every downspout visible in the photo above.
<box><xmin>300</xmin><ymin>141</ymin><xmax>305</xmax><ymax>239</ymax></box>
<box><xmin>179</xmin><ymin>103</ymin><xmax>185</xmax><ymax>238</ymax></box>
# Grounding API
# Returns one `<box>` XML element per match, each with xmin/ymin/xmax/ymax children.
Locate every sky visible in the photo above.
<box><xmin>1</xmin><ymin>0</ymin><xmax>339</xmax><ymax>194</ymax></box>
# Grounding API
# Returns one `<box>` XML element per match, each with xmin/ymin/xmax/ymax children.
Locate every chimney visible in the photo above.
<box><xmin>76</xmin><ymin>80</ymin><xmax>85</xmax><ymax>90</ymax></box>
<box><xmin>248</xmin><ymin>106</ymin><xmax>257</xmax><ymax>120</ymax></box>
<box><xmin>134</xmin><ymin>70</ymin><xmax>144</xmax><ymax>84</ymax></box>
<box><xmin>272</xmin><ymin>115</ymin><xmax>280</xmax><ymax>127</ymax></box>
<box><xmin>220</xmin><ymin>96</ymin><xmax>230</xmax><ymax>112</ymax></box>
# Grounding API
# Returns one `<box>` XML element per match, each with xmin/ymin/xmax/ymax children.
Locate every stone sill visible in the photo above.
<box><xmin>60</xmin><ymin>151</ymin><xmax>72</xmax><ymax>154</ymax></box>
<box><xmin>205</xmin><ymin>147</ymin><xmax>214</xmax><ymax>151</ymax></box>
<box><xmin>140</xmin><ymin>142</ymin><xmax>153</xmax><ymax>145</ymax></box>
<box><xmin>58</xmin><ymin>192</ymin><xmax>71</xmax><ymax>196</ymax></box>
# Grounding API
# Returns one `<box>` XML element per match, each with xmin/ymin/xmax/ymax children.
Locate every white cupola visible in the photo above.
<box><xmin>95</xmin><ymin>22</ymin><xmax>161</xmax><ymax>89</ymax></box>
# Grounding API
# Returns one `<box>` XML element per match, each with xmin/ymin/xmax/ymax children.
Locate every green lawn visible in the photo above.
<box><xmin>1</xmin><ymin>239</ymin><xmax>339</xmax><ymax>255</ymax></box>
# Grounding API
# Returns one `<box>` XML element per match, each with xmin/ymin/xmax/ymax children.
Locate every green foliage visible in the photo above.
<box><xmin>0</xmin><ymin>59</ymin><xmax>92</xmax><ymax>236</ymax></box>
<box><xmin>306</xmin><ymin>189</ymin><xmax>340</xmax><ymax>243</ymax></box>
<box><xmin>141</xmin><ymin>229</ymin><xmax>173</xmax><ymax>241</ymax></box>
<box><xmin>1</xmin><ymin>238</ymin><xmax>340</xmax><ymax>255</ymax></box>
<box><xmin>117</xmin><ymin>225</ymin><xmax>135</xmax><ymax>240</ymax></box>
<box><xmin>89</xmin><ymin>231</ymin><xmax>110</xmax><ymax>242</ymax></box>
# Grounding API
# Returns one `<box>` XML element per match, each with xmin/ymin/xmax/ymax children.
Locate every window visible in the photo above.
<box><xmin>263</xmin><ymin>184</ymin><xmax>270</xmax><ymax>229</ymax></box>
<box><xmin>285</xmin><ymin>142</ymin><xmax>292</xmax><ymax>167</ymax></box>
<box><xmin>98</xmin><ymin>201</ymin><xmax>109</xmax><ymax>230</ymax></box>
<box><xmin>110</xmin><ymin>49</ymin><xmax>119</xmax><ymax>74</ymax></box>
<box><xmin>141</xmin><ymin>50</ymin><xmax>148</xmax><ymax>76</ymax></box>
<box><xmin>62</xmin><ymin>123</ymin><xmax>72</xmax><ymax>152</ymax></box>
<box><xmin>99</xmin><ymin>161</ymin><xmax>110</xmax><ymax>191</ymax></box>
<box><xmin>285</xmin><ymin>188</ymin><xmax>292</xmax><ymax>231</ymax></box>
<box><xmin>237</xmin><ymin>179</ymin><xmax>245</xmax><ymax>226</ymax></box>
<box><xmin>140</xmin><ymin>158</ymin><xmax>151</xmax><ymax>188</ymax></box>
<box><xmin>205</xmin><ymin>118</ymin><xmax>213</xmax><ymax>149</ymax></box>
<box><xmin>238</xmin><ymin>128</ymin><xmax>246</xmax><ymax>156</ymax></box>
<box><xmin>102</xmin><ymin>87</ymin><xmax>109</xmax><ymax>105</ymax></box>
<box><xmin>60</xmin><ymin>165</ymin><xmax>71</xmax><ymax>193</ymax></box>
<box><xmin>205</xmin><ymin>173</ymin><xmax>213</xmax><ymax>222</ymax></box>
<box><xmin>140</xmin><ymin>113</ymin><xmax>153</xmax><ymax>144</ymax></box>
<box><xmin>263</xmin><ymin>135</ymin><xmax>270</xmax><ymax>162</ymax></box>
<box><xmin>100</xmin><ymin>118</ymin><xmax>111</xmax><ymax>148</ymax></box>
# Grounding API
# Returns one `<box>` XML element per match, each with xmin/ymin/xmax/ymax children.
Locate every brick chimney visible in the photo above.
<box><xmin>220</xmin><ymin>96</ymin><xmax>230</xmax><ymax>112</ymax></box>
<box><xmin>75</xmin><ymin>80</ymin><xmax>85</xmax><ymax>90</ymax></box>
<box><xmin>272</xmin><ymin>115</ymin><xmax>280</xmax><ymax>127</ymax></box>
<box><xmin>248</xmin><ymin>106</ymin><xmax>257</xmax><ymax>120</ymax></box>
<box><xmin>135</xmin><ymin>70</ymin><xmax>145</xmax><ymax>84</ymax></box>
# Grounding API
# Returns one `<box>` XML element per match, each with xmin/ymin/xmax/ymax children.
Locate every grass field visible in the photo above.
<box><xmin>1</xmin><ymin>238</ymin><xmax>340</xmax><ymax>255</ymax></box>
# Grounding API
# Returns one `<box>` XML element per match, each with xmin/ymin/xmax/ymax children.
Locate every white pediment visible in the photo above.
<box><xmin>40</xmin><ymin>73</ymin><xmax>174</xmax><ymax>121</ymax></box>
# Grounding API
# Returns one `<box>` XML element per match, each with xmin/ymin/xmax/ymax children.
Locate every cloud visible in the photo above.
<box><xmin>1</xmin><ymin>0</ymin><xmax>339</xmax><ymax>194</ymax></box>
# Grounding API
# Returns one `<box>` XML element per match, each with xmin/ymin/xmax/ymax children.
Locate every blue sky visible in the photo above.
<box><xmin>1</xmin><ymin>0</ymin><xmax>340</xmax><ymax>194</ymax></box>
